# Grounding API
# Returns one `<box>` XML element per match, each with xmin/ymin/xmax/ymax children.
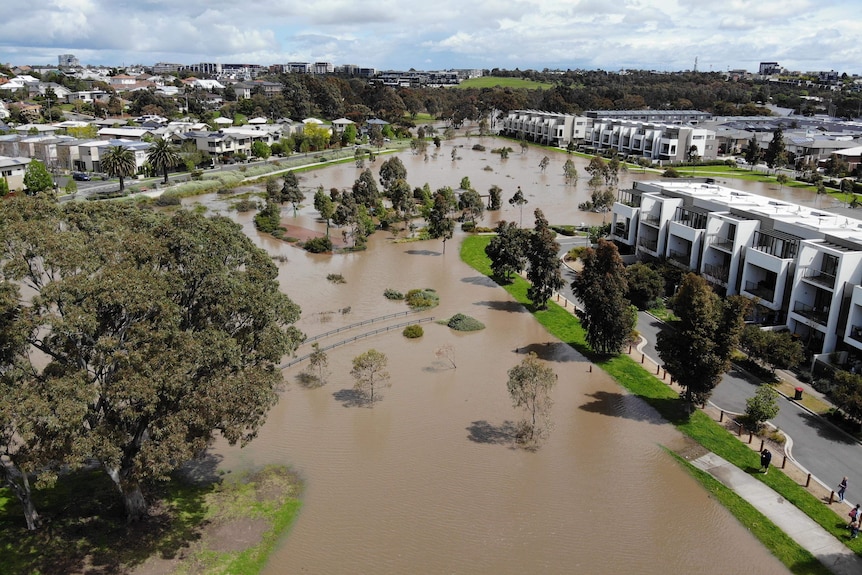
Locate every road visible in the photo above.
<box><xmin>556</xmin><ymin>240</ymin><xmax>862</xmax><ymax>504</ymax></box>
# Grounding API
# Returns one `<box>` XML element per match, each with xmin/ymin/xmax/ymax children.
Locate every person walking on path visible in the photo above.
<box><xmin>850</xmin><ymin>519</ymin><xmax>860</xmax><ymax>540</ymax></box>
<box><xmin>760</xmin><ymin>448</ymin><xmax>772</xmax><ymax>474</ymax></box>
<box><xmin>850</xmin><ymin>504</ymin><xmax>860</xmax><ymax>524</ymax></box>
<box><xmin>838</xmin><ymin>476</ymin><xmax>848</xmax><ymax>502</ymax></box>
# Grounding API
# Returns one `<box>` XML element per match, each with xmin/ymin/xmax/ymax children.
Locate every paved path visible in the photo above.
<box><xmin>692</xmin><ymin>452</ymin><xmax>862</xmax><ymax>575</ymax></box>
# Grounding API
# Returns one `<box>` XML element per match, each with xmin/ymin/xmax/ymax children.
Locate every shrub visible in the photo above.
<box><xmin>472</xmin><ymin>144</ymin><xmax>486</xmax><ymax>151</ymax></box>
<box><xmin>405</xmin><ymin>288</ymin><xmax>440</xmax><ymax>309</ymax></box>
<box><xmin>384</xmin><ymin>288</ymin><xmax>404</xmax><ymax>300</ymax></box>
<box><xmin>232</xmin><ymin>199</ymin><xmax>259</xmax><ymax>212</ymax></box>
<box><xmin>446</xmin><ymin>313</ymin><xmax>485</xmax><ymax>332</ymax></box>
<box><xmin>327</xmin><ymin>273</ymin><xmax>346</xmax><ymax>284</ymax></box>
<box><xmin>662</xmin><ymin>167</ymin><xmax>681</xmax><ymax>178</ymax></box>
<box><xmin>461</xmin><ymin>221</ymin><xmax>476</xmax><ymax>232</ymax></box>
<box><xmin>403</xmin><ymin>324</ymin><xmax>424</xmax><ymax>338</ymax></box>
<box><xmin>190</xmin><ymin>169</ymin><xmax>204</xmax><ymax>180</ymax></box>
<box><xmin>154</xmin><ymin>194</ymin><xmax>182</xmax><ymax>206</ymax></box>
<box><xmin>303</xmin><ymin>236</ymin><xmax>332</xmax><ymax>253</ymax></box>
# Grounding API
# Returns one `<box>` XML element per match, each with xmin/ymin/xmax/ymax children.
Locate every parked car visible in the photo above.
<box><xmin>72</xmin><ymin>172</ymin><xmax>91</xmax><ymax>181</ymax></box>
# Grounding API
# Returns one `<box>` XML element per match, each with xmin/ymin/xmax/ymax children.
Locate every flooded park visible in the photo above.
<box><xmin>187</xmin><ymin>137</ymin><xmax>795</xmax><ymax>573</ymax></box>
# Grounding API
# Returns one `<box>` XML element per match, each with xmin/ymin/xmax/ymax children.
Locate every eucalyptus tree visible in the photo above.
<box><xmin>656</xmin><ymin>273</ymin><xmax>748</xmax><ymax>410</ymax></box>
<box><xmin>571</xmin><ymin>239</ymin><xmax>632</xmax><ymax>354</ymax></box>
<box><xmin>525</xmin><ymin>208</ymin><xmax>564</xmax><ymax>310</ymax></box>
<box><xmin>0</xmin><ymin>198</ymin><xmax>304</xmax><ymax>522</ymax></box>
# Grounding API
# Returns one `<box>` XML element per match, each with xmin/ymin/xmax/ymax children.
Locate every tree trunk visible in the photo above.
<box><xmin>105</xmin><ymin>466</ymin><xmax>148</xmax><ymax>522</ymax></box>
<box><xmin>118</xmin><ymin>175</ymin><xmax>125</xmax><ymax>192</ymax></box>
<box><xmin>1</xmin><ymin>464</ymin><xmax>41</xmax><ymax>530</ymax></box>
<box><xmin>163</xmin><ymin>167</ymin><xmax>169</xmax><ymax>185</ymax></box>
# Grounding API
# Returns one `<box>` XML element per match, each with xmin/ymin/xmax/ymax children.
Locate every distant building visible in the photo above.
<box><xmin>759</xmin><ymin>62</ymin><xmax>781</xmax><ymax>75</ymax></box>
<box><xmin>58</xmin><ymin>54</ymin><xmax>80</xmax><ymax>68</ymax></box>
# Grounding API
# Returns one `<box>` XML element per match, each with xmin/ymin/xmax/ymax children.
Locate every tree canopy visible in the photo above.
<box><xmin>571</xmin><ymin>239</ymin><xmax>632</xmax><ymax>354</ymax></box>
<box><xmin>656</xmin><ymin>273</ymin><xmax>748</xmax><ymax>409</ymax></box>
<box><xmin>525</xmin><ymin>208</ymin><xmax>564</xmax><ymax>310</ymax></box>
<box><xmin>0</xmin><ymin>198</ymin><xmax>304</xmax><ymax>525</ymax></box>
<box><xmin>485</xmin><ymin>220</ymin><xmax>527</xmax><ymax>281</ymax></box>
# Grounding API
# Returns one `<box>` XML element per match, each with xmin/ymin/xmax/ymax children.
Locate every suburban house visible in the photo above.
<box><xmin>0</xmin><ymin>156</ymin><xmax>32</xmax><ymax>191</ymax></box>
<box><xmin>75</xmin><ymin>139</ymin><xmax>150</xmax><ymax>173</ymax></box>
<box><xmin>609</xmin><ymin>179</ymin><xmax>862</xmax><ymax>360</ymax></box>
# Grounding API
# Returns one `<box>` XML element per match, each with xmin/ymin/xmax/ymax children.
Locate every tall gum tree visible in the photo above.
<box><xmin>656</xmin><ymin>273</ymin><xmax>747</xmax><ymax>410</ymax></box>
<box><xmin>0</xmin><ymin>198</ymin><xmax>304</xmax><ymax>522</ymax></box>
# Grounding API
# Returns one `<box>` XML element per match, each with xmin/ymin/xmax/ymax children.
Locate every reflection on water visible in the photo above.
<box><xmin>196</xmin><ymin>139</ymin><xmax>790</xmax><ymax>574</ymax></box>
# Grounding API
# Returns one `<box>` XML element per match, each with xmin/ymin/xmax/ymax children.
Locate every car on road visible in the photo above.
<box><xmin>72</xmin><ymin>172</ymin><xmax>91</xmax><ymax>181</ymax></box>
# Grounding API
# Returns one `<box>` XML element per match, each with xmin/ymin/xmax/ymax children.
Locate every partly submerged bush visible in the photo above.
<box><xmin>303</xmin><ymin>236</ymin><xmax>333</xmax><ymax>253</ymax></box>
<box><xmin>405</xmin><ymin>288</ymin><xmax>440</xmax><ymax>309</ymax></box>
<box><xmin>384</xmin><ymin>288</ymin><xmax>404</xmax><ymax>300</ymax></box>
<box><xmin>446</xmin><ymin>313</ymin><xmax>485</xmax><ymax>331</ymax></box>
<box><xmin>403</xmin><ymin>324</ymin><xmax>424</xmax><ymax>338</ymax></box>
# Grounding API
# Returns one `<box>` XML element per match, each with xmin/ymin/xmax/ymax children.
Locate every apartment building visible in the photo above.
<box><xmin>498</xmin><ymin>110</ymin><xmax>589</xmax><ymax>147</ymax></box>
<box><xmin>610</xmin><ymin>180</ymin><xmax>862</xmax><ymax>356</ymax></box>
<box><xmin>0</xmin><ymin>156</ymin><xmax>32</xmax><ymax>191</ymax></box>
<box><xmin>584</xmin><ymin>119</ymin><xmax>717</xmax><ymax>162</ymax></box>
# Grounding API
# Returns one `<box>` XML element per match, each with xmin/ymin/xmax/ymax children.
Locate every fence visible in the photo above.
<box><xmin>282</xmin><ymin>317</ymin><xmax>435</xmax><ymax>369</ymax></box>
<box><xmin>302</xmin><ymin>309</ymin><xmax>422</xmax><ymax>345</ymax></box>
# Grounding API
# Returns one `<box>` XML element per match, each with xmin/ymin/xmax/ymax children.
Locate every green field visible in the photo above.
<box><xmin>457</xmin><ymin>76</ymin><xmax>554</xmax><ymax>90</ymax></box>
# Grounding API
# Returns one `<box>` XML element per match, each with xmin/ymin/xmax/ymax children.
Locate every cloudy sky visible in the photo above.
<box><xmin>0</xmin><ymin>0</ymin><xmax>859</xmax><ymax>74</ymax></box>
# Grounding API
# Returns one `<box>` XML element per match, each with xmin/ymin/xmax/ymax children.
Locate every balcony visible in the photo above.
<box><xmin>744</xmin><ymin>280</ymin><xmax>775</xmax><ymax>302</ymax></box>
<box><xmin>849</xmin><ymin>325</ymin><xmax>862</xmax><ymax>343</ymax></box>
<box><xmin>703</xmin><ymin>263</ymin><xmax>730</xmax><ymax>283</ymax></box>
<box><xmin>710</xmin><ymin>235</ymin><xmax>734</xmax><ymax>251</ymax></box>
<box><xmin>641</xmin><ymin>213</ymin><xmax>661</xmax><ymax>226</ymax></box>
<box><xmin>668</xmin><ymin>249</ymin><xmax>691</xmax><ymax>268</ymax></box>
<box><xmin>613</xmin><ymin>223</ymin><xmax>628</xmax><ymax>237</ymax></box>
<box><xmin>639</xmin><ymin>237</ymin><xmax>658</xmax><ymax>252</ymax></box>
<box><xmin>793</xmin><ymin>302</ymin><xmax>829</xmax><ymax>325</ymax></box>
<box><xmin>803</xmin><ymin>269</ymin><xmax>837</xmax><ymax>289</ymax></box>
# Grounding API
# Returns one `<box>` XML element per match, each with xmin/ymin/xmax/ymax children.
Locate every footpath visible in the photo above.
<box><xmin>692</xmin><ymin>452</ymin><xmax>862</xmax><ymax>575</ymax></box>
<box><xmin>552</xmin><ymin>252</ymin><xmax>862</xmax><ymax>573</ymax></box>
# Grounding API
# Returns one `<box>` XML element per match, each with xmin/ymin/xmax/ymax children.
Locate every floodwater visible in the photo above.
<box><xmin>190</xmin><ymin>138</ymin><xmax>790</xmax><ymax>574</ymax></box>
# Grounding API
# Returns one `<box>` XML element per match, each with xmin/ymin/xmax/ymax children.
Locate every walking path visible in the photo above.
<box><xmin>692</xmin><ymin>452</ymin><xmax>862</xmax><ymax>575</ymax></box>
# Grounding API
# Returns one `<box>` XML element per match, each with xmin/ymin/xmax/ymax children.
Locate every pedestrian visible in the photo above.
<box><xmin>838</xmin><ymin>476</ymin><xmax>848</xmax><ymax>502</ymax></box>
<box><xmin>850</xmin><ymin>504</ymin><xmax>860</xmax><ymax>523</ymax></box>
<box><xmin>850</xmin><ymin>519</ymin><xmax>860</xmax><ymax>540</ymax></box>
<box><xmin>760</xmin><ymin>448</ymin><xmax>772</xmax><ymax>474</ymax></box>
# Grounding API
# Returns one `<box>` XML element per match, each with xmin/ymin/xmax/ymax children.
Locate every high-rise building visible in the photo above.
<box><xmin>58</xmin><ymin>54</ymin><xmax>80</xmax><ymax>68</ymax></box>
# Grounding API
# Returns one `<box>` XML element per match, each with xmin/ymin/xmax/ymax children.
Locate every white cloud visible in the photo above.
<box><xmin>0</xmin><ymin>0</ymin><xmax>858</xmax><ymax>73</ymax></box>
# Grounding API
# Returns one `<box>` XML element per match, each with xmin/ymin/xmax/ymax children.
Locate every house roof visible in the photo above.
<box><xmin>213</xmin><ymin>117</ymin><xmax>233</xmax><ymax>125</ymax></box>
<box><xmin>332</xmin><ymin>118</ymin><xmax>355</xmax><ymax>125</ymax></box>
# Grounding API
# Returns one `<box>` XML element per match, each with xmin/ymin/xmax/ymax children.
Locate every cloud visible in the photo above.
<box><xmin>0</xmin><ymin>0</ymin><xmax>858</xmax><ymax>73</ymax></box>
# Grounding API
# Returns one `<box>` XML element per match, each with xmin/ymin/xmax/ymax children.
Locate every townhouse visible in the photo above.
<box><xmin>610</xmin><ymin>180</ymin><xmax>862</xmax><ymax>359</ymax></box>
<box><xmin>583</xmin><ymin>119</ymin><xmax>718</xmax><ymax>162</ymax></box>
<box><xmin>498</xmin><ymin>110</ymin><xmax>589</xmax><ymax>147</ymax></box>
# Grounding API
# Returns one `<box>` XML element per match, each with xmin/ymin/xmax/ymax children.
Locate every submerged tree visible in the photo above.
<box><xmin>350</xmin><ymin>349</ymin><xmax>391</xmax><ymax>404</ymax></box>
<box><xmin>509</xmin><ymin>186</ymin><xmax>528</xmax><ymax>227</ymax></box>
<box><xmin>506</xmin><ymin>353</ymin><xmax>556</xmax><ymax>446</ymax></box>
<box><xmin>427</xmin><ymin>191</ymin><xmax>455</xmax><ymax>253</ymax></box>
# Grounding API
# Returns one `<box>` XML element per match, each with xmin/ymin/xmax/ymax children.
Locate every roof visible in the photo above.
<box><xmin>332</xmin><ymin>118</ymin><xmax>355</xmax><ymax>125</ymax></box>
<box><xmin>213</xmin><ymin>117</ymin><xmax>233</xmax><ymax>125</ymax></box>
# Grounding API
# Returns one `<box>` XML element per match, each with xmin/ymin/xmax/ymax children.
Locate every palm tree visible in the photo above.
<box><xmin>101</xmin><ymin>145</ymin><xmax>137</xmax><ymax>192</ymax></box>
<box><xmin>146</xmin><ymin>138</ymin><xmax>180</xmax><ymax>184</ymax></box>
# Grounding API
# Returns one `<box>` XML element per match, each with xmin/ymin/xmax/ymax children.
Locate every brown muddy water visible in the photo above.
<box><xmin>189</xmin><ymin>139</ymin><xmax>791</xmax><ymax>574</ymax></box>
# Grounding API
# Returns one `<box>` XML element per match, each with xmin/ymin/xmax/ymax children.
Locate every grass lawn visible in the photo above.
<box><xmin>0</xmin><ymin>466</ymin><xmax>301</xmax><ymax>575</ymax></box>
<box><xmin>457</xmin><ymin>76</ymin><xmax>555</xmax><ymax>90</ymax></box>
<box><xmin>461</xmin><ymin>235</ymin><xmax>862</xmax><ymax>569</ymax></box>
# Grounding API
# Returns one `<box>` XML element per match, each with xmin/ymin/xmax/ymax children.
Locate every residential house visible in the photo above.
<box><xmin>0</xmin><ymin>156</ymin><xmax>32</xmax><ymax>191</ymax></box>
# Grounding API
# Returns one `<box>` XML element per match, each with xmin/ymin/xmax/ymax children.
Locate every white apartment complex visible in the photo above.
<box><xmin>610</xmin><ymin>180</ymin><xmax>862</xmax><ymax>357</ymax></box>
<box><xmin>498</xmin><ymin>110</ymin><xmax>717</xmax><ymax>162</ymax></box>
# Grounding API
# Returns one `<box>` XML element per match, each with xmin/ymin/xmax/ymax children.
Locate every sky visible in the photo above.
<box><xmin>0</xmin><ymin>0</ymin><xmax>860</xmax><ymax>75</ymax></box>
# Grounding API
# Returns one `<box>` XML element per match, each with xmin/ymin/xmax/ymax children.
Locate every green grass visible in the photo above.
<box><xmin>0</xmin><ymin>465</ymin><xmax>302</xmax><ymax>575</ymax></box>
<box><xmin>461</xmin><ymin>235</ymin><xmax>862</xmax><ymax>566</ymax></box>
<box><xmin>671</xmin><ymin>452</ymin><xmax>832</xmax><ymax>575</ymax></box>
<box><xmin>457</xmin><ymin>76</ymin><xmax>555</xmax><ymax>90</ymax></box>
